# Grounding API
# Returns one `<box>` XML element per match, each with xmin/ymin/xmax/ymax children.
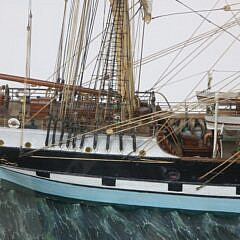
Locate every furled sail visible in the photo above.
<box><xmin>140</xmin><ymin>0</ymin><xmax>152</xmax><ymax>23</ymax></box>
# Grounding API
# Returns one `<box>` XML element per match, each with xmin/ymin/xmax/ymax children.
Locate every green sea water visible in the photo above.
<box><xmin>0</xmin><ymin>183</ymin><xmax>239</xmax><ymax>240</ymax></box>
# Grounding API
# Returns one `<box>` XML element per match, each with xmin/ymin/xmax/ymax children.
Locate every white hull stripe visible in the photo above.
<box><xmin>1</xmin><ymin>166</ymin><xmax>240</xmax><ymax>213</ymax></box>
<box><xmin>1</xmin><ymin>166</ymin><xmax>239</xmax><ymax>198</ymax></box>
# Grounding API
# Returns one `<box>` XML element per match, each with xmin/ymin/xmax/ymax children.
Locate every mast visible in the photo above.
<box><xmin>108</xmin><ymin>0</ymin><xmax>153</xmax><ymax>119</ymax></box>
<box><xmin>109</xmin><ymin>0</ymin><xmax>135</xmax><ymax>119</ymax></box>
<box><xmin>213</xmin><ymin>93</ymin><xmax>219</xmax><ymax>158</ymax></box>
<box><xmin>20</xmin><ymin>0</ymin><xmax>32</xmax><ymax>148</ymax></box>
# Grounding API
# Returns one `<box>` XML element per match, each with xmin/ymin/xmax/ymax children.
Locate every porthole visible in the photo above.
<box><xmin>0</xmin><ymin>139</ymin><xmax>4</xmax><ymax>146</ymax></box>
<box><xmin>25</xmin><ymin>142</ymin><xmax>32</xmax><ymax>148</ymax></box>
<box><xmin>8</xmin><ymin>118</ymin><xmax>20</xmax><ymax>128</ymax></box>
<box><xmin>85</xmin><ymin>146</ymin><xmax>92</xmax><ymax>153</ymax></box>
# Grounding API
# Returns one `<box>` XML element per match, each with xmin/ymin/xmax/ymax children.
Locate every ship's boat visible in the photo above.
<box><xmin>1</xmin><ymin>0</ymin><xmax>240</xmax><ymax>213</ymax></box>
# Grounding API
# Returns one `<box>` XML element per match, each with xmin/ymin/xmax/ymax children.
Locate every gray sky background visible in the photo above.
<box><xmin>0</xmin><ymin>0</ymin><xmax>240</xmax><ymax>102</ymax></box>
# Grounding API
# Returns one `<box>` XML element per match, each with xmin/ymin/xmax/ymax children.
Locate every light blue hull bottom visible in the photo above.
<box><xmin>0</xmin><ymin>167</ymin><xmax>239</xmax><ymax>214</ymax></box>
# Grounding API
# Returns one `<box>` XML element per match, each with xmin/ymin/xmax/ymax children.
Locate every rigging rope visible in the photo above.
<box><xmin>20</xmin><ymin>86</ymin><xmax>240</xmax><ymax>159</ymax></box>
<box><xmin>197</xmin><ymin>152</ymin><xmax>240</xmax><ymax>190</ymax></box>
<box><xmin>152</xmin><ymin>5</ymin><xmax>240</xmax><ymax>19</ymax></box>
<box><xmin>184</xmin><ymin>27</ymin><xmax>240</xmax><ymax>101</ymax></box>
<box><xmin>152</xmin><ymin>13</ymin><xmax>240</xmax><ymax>93</ymax></box>
<box><xmin>151</xmin><ymin>0</ymin><xmax>222</xmax><ymax>92</ymax></box>
<box><xmin>142</xmin><ymin>75</ymin><xmax>240</xmax><ymax>154</ymax></box>
<box><xmin>134</xmin><ymin>16</ymin><xmax>240</xmax><ymax>68</ymax></box>
<box><xmin>154</xmin><ymin>23</ymin><xmax>233</xmax><ymax>93</ymax></box>
<box><xmin>111</xmin><ymin>74</ymin><xmax>240</xmax><ymax>134</ymax></box>
<box><xmin>175</xmin><ymin>0</ymin><xmax>240</xmax><ymax>42</ymax></box>
<box><xmin>137</xmin><ymin>20</ymin><xmax>145</xmax><ymax>92</ymax></box>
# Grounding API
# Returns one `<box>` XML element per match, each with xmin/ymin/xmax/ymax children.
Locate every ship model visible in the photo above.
<box><xmin>0</xmin><ymin>0</ymin><xmax>240</xmax><ymax>213</ymax></box>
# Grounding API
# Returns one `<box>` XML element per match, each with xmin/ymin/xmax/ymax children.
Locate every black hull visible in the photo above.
<box><xmin>0</xmin><ymin>146</ymin><xmax>240</xmax><ymax>185</ymax></box>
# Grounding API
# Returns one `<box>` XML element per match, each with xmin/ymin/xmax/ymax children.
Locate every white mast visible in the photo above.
<box><xmin>212</xmin><ymin>93</ymin><xmax>219</xmax><ymax>158</ymax></box>
<box><xmin>20</xmin><ymin>0</ymin><xmax>32</xmax><ymax>148</ymax></box>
